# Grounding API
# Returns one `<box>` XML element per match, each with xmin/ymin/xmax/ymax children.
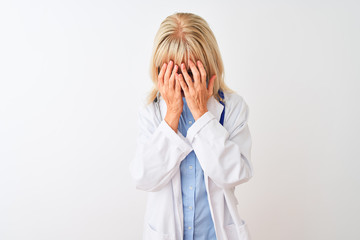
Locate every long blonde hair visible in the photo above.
<box><xmin>146</xmin><ymin>12</ymin><xmax>234</xmax><ymax>105</ymax></box>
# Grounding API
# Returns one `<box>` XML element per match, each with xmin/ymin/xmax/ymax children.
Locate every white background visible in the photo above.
<box><xmin>1</xmin><ymin>0</ymin><xmax>359</xmax><ymax>239</ymax></box>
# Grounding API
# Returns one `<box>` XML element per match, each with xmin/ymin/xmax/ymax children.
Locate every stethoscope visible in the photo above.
<box><xmin>154</xmin><ymin>91</ymin><xmax>163</xmax><ymax>122</ymax></box>
<box><xmin>154</xmin><ymin>89</ymin><xmax>225</xmax><ymax>125</ymax></box>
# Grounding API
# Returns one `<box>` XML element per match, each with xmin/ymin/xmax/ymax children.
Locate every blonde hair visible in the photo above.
<box><xmin>146</xmin><ymin>12</ymin><xmax>234</xmax><ymax>105</ymax></box>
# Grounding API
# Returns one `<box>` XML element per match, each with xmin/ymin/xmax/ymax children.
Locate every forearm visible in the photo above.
<box><xmin>130</xmin><ymin>118</ymin><xmax>192</xmax><ymax>192</ymax></box>
<box><xmin>186</xmin><ymin>112</ymin><xmax>253</xmax><ymax>189</ymax></box>
<box><xmin>164</xmin><ymin>112</ymin><xmax>181</xmax><ymax>133</ymax></box>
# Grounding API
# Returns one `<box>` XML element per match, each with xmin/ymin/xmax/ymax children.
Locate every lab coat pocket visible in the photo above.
<box><xmin>145</xmin><ymin>222</ymin><xmax>175</xmax><ymax>240</ymax></box>
<box><xmin>224</xmin><ymin>219</ymin><xmax>251</xmax><ymax>240</ymax></box>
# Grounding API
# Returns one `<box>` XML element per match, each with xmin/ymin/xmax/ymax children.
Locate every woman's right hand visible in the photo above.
<box><xmin>157</xmin><ymin>60</ymin><xmax>183</xmax><ymax>132</ymax></box>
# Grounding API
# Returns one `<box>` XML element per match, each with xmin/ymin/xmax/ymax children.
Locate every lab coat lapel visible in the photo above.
<box><xmin>206</xmin><ymin>95</ymin><xmax>225</xmax><ymax>122</ymax></box>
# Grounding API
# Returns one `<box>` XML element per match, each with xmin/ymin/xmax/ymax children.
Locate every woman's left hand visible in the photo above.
<box><xmin>176</xmin><ymin>60</ymin><xmax>216</xmax><ymax>121</ymax></box>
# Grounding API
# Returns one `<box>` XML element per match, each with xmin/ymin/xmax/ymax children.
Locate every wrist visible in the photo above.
<box><xmin>165</xmin><ymin>113</ymin><xmax>180</xmax><ymax>132</ymax></box>
<box><xmin>194</xmin><ymin>109</ymin><xmax>208</xmax><ymax>121</ymax></box>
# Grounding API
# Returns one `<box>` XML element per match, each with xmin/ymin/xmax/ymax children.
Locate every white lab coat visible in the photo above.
<box><xmin>129</xmin><ymin>90</ymin><xmax>254</xmax><ymax>240</ymax></box>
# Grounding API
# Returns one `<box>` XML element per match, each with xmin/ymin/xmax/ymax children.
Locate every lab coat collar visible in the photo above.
<box><xmin>158</xmin><ymin>95</ymin><xmax>224</xmax><ymax>122</ymax></box>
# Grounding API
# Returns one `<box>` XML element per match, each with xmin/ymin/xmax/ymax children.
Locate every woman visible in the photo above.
<box><xmin>129</xmin><ymin>12</ymin><xmax>254</xmax><ymax>240</ymax></box>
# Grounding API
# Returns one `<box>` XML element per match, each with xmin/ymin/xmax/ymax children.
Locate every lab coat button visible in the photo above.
<box><xmin>188</xmin><ymin>226</ymin><xmax>192</xmax><ymax>230</ymax></box>
<box><xmin>189</xmin><ymin>206</ymin><xmax>192</xmax><ymax>210</ymax></box>
<box><xmin>189</xmin><ymin>165</ymin><xmax>193</xmax><ymax>169</ymax></box>
<box><xmin>189</xmin><ymin>186</ymin><xmax>193</xmax><ymax>190</ymax></box>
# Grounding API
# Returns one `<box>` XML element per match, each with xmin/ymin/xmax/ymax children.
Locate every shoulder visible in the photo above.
<box><xmin>136</xmin><ymin>100</ymin><xmax>161</xmax><ymax>130</ymax></box>
<box><xmin>222</xmin><ymin>91</ymin><xmax>250</xmax><ymax>129</ymax></box>
<box><xmin>138</xmin><ymin>101</ymin><xmax>155</xmax><ymax>117</ymax></box>
<box><xmin>223</xmin><ymin>91</ymin><xmax>245</xmax><ymax>104</ymax></box>
<box><xmin>223</xmin><ymin>91</ymin><xmax>249</xmax><ymax>114</ymax></box>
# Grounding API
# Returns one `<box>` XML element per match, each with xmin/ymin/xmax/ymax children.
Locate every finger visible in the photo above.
<box><xmin>169</xmin><ymin>64</ymin><xmax>178</xmax><ymax>90</ymax></box>
<box><xmin>196</xmin><ymin>60</ymin><xmax>207</xmax><ymax>87</ymax></box>
<box><xmin>208</xmin><ymin>74</ymin><xmax>216</xmax><ymax>97</ymax></box>
<box><xmin>157</xmin><ymin>63</ymin><xmax>167</xmax><ymax>88</ymax></box>
<box><xmin>188</xmin><ymin>60</ymin><xmax>201</xmax><ymax>87</ymax></box>
<box><xmin>164</xmin><ymin>60</ymin><xmax>174</xmax><ymax>88</ymax></box>
<box><xmin>180</xmin><ymin>63</ymin><xmax>194</xmax><ymax>90</ymax></box>
<box><xmin>177</xmin><ymin>73</ymin><xmax>189</xmax><ymax>95</ymax></box>
<box><xmin>175</xmin><ymin>73</ymin><xmax>181</xmax><ymax>93</ymax></box>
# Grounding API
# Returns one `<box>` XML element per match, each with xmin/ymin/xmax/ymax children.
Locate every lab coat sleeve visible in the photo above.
<box><xmin>129</xmin><ymin>103</ymin><xmax>193</xmax><ymax>192</ymax></box>
<box><xmin>186</xmin><ymin>97</ymin><xmax>253</xmax><ymax>189</ymax></box>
